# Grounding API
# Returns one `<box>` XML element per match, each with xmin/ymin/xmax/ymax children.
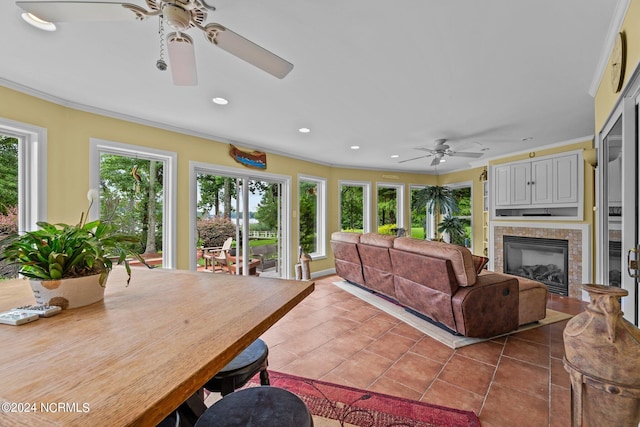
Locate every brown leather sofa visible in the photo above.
<box><xmin>330</xmin><ymin>231</ymin><xmax>548</xmax><ymax>338</ymax></box>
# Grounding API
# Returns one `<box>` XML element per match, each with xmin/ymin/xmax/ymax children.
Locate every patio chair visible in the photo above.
<box><xmin>203</xmin><ymin>237</ymin><xmax>233</xmax><ymax>272</ymax></box>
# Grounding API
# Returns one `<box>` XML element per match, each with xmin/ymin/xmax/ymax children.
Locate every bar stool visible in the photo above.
<box><xmin>204</xmin><ymin>339</ymin><xmax>270</xmax><ymax>396</ymax></box>
<box><xmin>195</xmin><ymin>386</ymin><xmax>313</xmax><ymax>427</ymax></box>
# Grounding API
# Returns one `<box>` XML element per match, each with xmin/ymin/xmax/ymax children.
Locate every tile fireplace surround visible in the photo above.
<box><xmin>489</xmin><ymin>222</ymin><xmax>591</xmax><ymax>299</ymax></box>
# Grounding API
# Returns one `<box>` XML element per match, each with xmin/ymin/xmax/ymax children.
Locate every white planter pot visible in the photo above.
<box><xmin>29</xmin><ymin>273</ymin><xmax>108</xmax><ymax>309</ymax></box>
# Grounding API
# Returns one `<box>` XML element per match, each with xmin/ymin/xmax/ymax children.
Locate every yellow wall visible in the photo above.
<box><xmin>595</xmin><ymin>0</ymin><xmax>640</xmax><ymax>131</ymax></box>
<box><xmin>0</xmin><ymin>85</ymin><xmax>440</xmax><ymax>274</ymax></box>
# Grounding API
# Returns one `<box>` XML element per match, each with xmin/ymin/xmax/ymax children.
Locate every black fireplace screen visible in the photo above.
<box><xmin>503</xmin><ymin>235</ymin><xmax>569</xmax><ymax>296</ymax></box>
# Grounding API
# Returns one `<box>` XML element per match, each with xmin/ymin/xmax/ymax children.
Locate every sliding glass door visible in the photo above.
<box><xmin>191</xmin><ymin>163</ymin><xmax>290</xmax><ymax>278</ymax></box>
<box><xmin>598</xmin><ymin>97</ymin><xmax>638</xmax><ymax>324</ymax></box>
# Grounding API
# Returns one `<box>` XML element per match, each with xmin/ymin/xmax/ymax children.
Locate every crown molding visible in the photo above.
<box><xmin>589</xmin><ymin>0</ymin><xmax>631</xmax><ymax>97</ymax></box>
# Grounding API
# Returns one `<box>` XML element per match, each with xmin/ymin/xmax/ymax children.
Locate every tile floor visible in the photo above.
<box><xmin>259</xmin><ymin>274</ymin><xmax>589</xmax><ymax>427</ymax></box>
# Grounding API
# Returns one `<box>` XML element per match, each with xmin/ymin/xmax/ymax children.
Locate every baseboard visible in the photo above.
<box><xmin>310</xmin><ymin>267</ymin><xmax>335</xmax><ymax>279</ymax></box>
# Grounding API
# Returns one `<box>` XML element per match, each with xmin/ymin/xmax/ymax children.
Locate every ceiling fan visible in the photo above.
<box><xmin>16</xmin><ymin>0</ymin><xmax>294</xmax><ymax>85</ymax></box>
<box><xmin>399</xmin><ymin>138</ymin><xmax>484</xmax><ymax>167</ymax></box>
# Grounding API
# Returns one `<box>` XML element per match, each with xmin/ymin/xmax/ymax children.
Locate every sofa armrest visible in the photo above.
<box><xmin>451</xmin><ymin>273</ymin><xmax>519</xmax><ymax>338</ymax></box>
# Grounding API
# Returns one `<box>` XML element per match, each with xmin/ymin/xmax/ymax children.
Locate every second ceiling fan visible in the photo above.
<box><xmin>16</xmin><ymin>0</ymin><xmax>294</xmax><ymax>85</ymax></box>
<box><xmin>399</xmin><ymin>139</ymin><xmax>484</xmax><ymax>167</ymax></box>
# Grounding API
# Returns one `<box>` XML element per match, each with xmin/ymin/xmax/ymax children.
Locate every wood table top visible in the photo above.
<box><xmin>0</xmin><ymin>267</ymin><xmax>314</xmax><ymax>426</ymax></box>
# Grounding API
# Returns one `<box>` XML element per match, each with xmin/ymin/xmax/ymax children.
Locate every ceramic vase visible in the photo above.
<box><xmin>563</xmin><ymin>284</ymin><xmax>640</xmax><ymax>426</ymax></box>
<box><xmin>29</xmin><ymin>273</ymin><xmax>107</xmax><ymax>309</ymax></box>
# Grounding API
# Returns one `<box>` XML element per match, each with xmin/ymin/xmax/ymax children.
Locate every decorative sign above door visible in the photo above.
<box><xmin>229</xmin><ymin>144</ymin><xmax>267</xmax><ymax>169</ymax></box>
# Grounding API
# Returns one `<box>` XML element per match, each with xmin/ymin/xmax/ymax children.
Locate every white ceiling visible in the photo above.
<box><xmin>1</xmin><ymin>0</ymin><xmax>621</xmax><ymax>173</ymax></box>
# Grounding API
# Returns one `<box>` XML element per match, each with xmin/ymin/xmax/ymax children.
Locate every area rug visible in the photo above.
<box><xmin>333</xmin><ymin>280</ymin><xmax>572</xmax><ymax>349</ymax></box>
<box><xmin>245</xmin><ymin>371</ymin><xmax>480</xmax><ymax>427</ymax></box>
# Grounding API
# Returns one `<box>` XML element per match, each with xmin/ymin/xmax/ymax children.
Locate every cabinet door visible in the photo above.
<box><xmin>553</xmin><ymin>154</ymin><xmax>578</xmax><ymax>203</ymax></box>
<box><xmin>531</xmin><ymin>159</ymin><xmax>553</xmax><ymax>204</ymax></box>
<box><xmin>510</xmin><ymin>163</ymin><xmax>531</xmax><ymax>205</ymax></box>
<box><xmin>494</xmin><ymin>165</ymin><xmax>511</xmax><ymax>206</ymax></box>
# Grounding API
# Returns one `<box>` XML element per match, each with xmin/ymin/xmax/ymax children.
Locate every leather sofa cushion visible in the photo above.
<box><xmin>393</xmin><ymin>237</ymin><xmax>477</xmax><ymax>286</ymax></box>
<box><xmin>360</xmin><ymin>232</ymin><xmax>395</xmax><ymax>247</ymax></box>
<box><xmin>331</xmin><ymin>231</ymin><xmax>362</xmax><ymax>244</ymax></box>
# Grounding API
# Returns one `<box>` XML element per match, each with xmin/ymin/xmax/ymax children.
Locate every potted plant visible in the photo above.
<box><xmin>0</xmin><ymin>189</ymin><xmax>149</xmax><ymax>309</ymax></box>
<box><xmin>437</xmin><ymin>215</ymin><xmax>465</xmax><ymax>244</ymax></box>
<box><xmin>413</xmin><ymin>186</ymin><xmax>459</xmax><ymax>240</ymax></box>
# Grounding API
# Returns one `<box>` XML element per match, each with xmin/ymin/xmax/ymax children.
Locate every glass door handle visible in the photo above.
<box><xmin>628</xmin><ymin>247</ymin><xmax>639</xmax><ymax>278</ymax></box>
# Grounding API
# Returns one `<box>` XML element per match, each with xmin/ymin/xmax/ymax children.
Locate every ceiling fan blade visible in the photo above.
<box><xmin>167</xmin><ymin>33</ymin><xmax>197</xmax><ymax>86</ymax></box>
<box><xmin>398</xmin><ymin>154</ymin><xmax>431</xmax><ymax>164</ymax></box>
<box><xmin>16</xmin><ymin>1</ymin><xmax>134</xmax><ymax>22</ymax></box>
<box><xmin>205</xmin><ymin>24</ymin><xmax>293</xmax><ymax>79</ymax></box>
<box><xmin>430</xmin><ymin>157</ymin><xmax>441</xmax><ymax>166</ymax></box>
<box><xmin>450</xmin><ymin>151</ymin><xmax>484</xmax><ymax>158</ymax></box>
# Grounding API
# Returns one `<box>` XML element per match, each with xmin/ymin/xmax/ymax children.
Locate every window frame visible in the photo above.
<box><xmin>338</xmin><ymin>180</ymin><xmax>371</xmax><ymax>233</ymax></box>
<box><xmin>298</xmin><ymin>174</ymin><xmax>327</xmax><ymax>259</ymax></box>
<box><xmin>89</xmin><ymin>138</ymin><xmax>177</xmax><ymax>269</ymax></box>
<box><xmin>0</xmin><ymin>117</ymin><xmax>47</xmax><ymax>232</ymax></box>
<box><xmin>376</xmin><ymin>182</ymin><xmax>405</xmax><ymax>234</ymax></box>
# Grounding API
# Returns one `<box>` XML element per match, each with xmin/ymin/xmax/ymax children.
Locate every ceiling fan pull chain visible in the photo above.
<box><xmin>156</xmin><ymin>18</ymin><xmax>167</xmax><ymax>71</ymax></box>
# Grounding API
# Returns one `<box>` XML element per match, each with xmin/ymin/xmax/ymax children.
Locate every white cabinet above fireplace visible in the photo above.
<box><xmin>491</xmin><ymin>150</ymin><xmax>583</xmax><ymax>220</ymax></box>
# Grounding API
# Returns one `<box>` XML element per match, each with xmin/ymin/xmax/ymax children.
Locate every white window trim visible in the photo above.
<box><xmin>189</xmin><ymin>162</ymin><xmax>292</xmax><ymax>278</ymax></box>
<box><xmin>89</xmin><ymin>138</ymin><xmax>177</xmax><ymax>269</ymax></box>
<box><xmin>298</xmin><ymin>174</ymin><xmax>327</xmax><ymax>259</ymax></box>
<box><xmin>376</xmin><ymin>182</ymin><xmax>405</xmax><ymax>232</ymax></box>
<box><xmin>0</xmin><ymin>118</ymin><xmax>47</xmax><ymax>231</ymax></box>
<box><xmin>338</xmin><ymin>180</ymin><xmax>371</xmax><ymax>233</ymax></box>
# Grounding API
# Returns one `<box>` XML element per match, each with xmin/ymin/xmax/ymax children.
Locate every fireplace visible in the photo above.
<box><xmin>503</xmin><ymin>235</ymin><xmax>569</xmax><ymax>296</ymax></box>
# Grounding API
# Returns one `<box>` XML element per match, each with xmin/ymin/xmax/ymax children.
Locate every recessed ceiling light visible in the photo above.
<box><xmin>21</xmin><ymin>13</ymin><xmax>56</xmax><ymax>31</ymax></box>
<box><xmin>212</xmin><ymin>97</ymin><xmax>229</xmax><ymax>105</ymax></box>
<box><xmin>350</xmin><ymin>145</ymin><xmax>360</xmax><ymax>150</ymax></box>
<box><xmin>298</xmin><ymin>127</ymin><xmax>311</xmax><ymax>133</ymax></box>
<box><xmin>390</xmin><ymin>154</ymin><xmax>399</xmax><ymax>158</ymax></box>
<box><xmin>440</xmin><ymin>158</ymin><xmax>446</xmax><ymax>163</ymax></box>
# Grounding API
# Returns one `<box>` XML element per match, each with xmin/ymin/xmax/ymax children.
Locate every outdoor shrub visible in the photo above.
<box><xmin>0</xmin><ymin>206</ymin><xmax>18</xmax><ymax>235</ymax></box>
<box><xmin>197</xmin><ymin>217</ymin><xmax>236</xmax><ymax>247</ymax></box>
<box><xmin>377</xmin><ymin>223</ymin><xmax>397</xmax><ymax>236</ymax></box>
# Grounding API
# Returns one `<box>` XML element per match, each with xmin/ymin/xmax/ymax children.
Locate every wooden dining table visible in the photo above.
<box><xmin>0</xmin><ymin>267</ymin><xmax>314</xmax><ymax>426</ymax></box>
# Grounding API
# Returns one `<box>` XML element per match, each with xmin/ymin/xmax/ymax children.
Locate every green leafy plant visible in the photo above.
<box><xmin>437</xmin><ymin>215</ymin><xmax>465</xmax><ymax>244</ymax></box>
<box><xmin>0</xmin><ymin>190</ymin><xmax>148</xmax><ymax>286</ymax></box>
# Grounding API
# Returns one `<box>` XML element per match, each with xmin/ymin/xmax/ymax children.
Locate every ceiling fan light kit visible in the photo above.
<box><xmin>16</xmin><ymin>0</ymin><xmax>294</xmax><ymax>84</ymax></box>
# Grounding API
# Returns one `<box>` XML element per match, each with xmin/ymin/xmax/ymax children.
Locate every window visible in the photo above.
<box><xmin>90</xmin><ymin>139</ymin><xmax>177</xmax><ymax>269</ymax></box>
<box><xmin>449</xmin><ymin>183</ymin><xmax>472</xmax><ymax>247</ymax></box>
<box><xmin>410</xmin><ymin>185</ymin><xmax>427</xmax><ymax>239</ymax></box>
<box><xmin>0</xmin><ymin>118</ymin><xmax>47</xmax><ymax>233</ymax></box>
<box><xmin>298</xmin><ymin>175</ymin><xmax>326</xmax><ymax>258</ymax></box>
<box><xmin>339</xmin><ymin>180</ymin><xmax>370</xmax><ymax>233</ymax></box>
<box><xmin>376</xmin><ymin>183</ymin><xmax>404</xmax><ymax>235</ymax></box>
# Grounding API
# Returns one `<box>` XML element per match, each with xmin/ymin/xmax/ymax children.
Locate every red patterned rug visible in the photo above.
<box><xmin>246</xmin><ymin>371</ymin><xmax>480</xmax><ymax>427</ymax></box>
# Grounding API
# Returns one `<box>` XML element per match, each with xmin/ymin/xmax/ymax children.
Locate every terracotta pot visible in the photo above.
<box><xmin>29</xmin><ymin>273</ymin><xmax>108</xmax><ymax>310</ymax></box>
<box><xmin>563</xmin><ymin>284</ymin><xmax>640</xmax><ymax>427</ymax></box>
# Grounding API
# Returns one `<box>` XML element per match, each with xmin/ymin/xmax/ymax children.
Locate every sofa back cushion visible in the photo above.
<box><xmin>357</xmin><ymin>233</ymin><xmax>396</xmax><ymax>298</ymax></box>
<box><xmin>330</xmin><ymin>232</ymin><xmax>365</xmax><ymax>286</ymax></box>
<box><xmin>392</xmin><ymin>237</ymin><xmax>477</xmax><ymax>286</ymax></box>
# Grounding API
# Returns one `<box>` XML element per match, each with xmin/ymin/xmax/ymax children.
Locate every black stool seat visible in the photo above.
<box><xmin>204</xmin><ymin>339</ymin><xmax>269</xmax><ymax>396</ymax></box>
<box><xmin>195</xmin><ymin>386</ymin><xmax>313</xmax><ymax>427</ymax></box>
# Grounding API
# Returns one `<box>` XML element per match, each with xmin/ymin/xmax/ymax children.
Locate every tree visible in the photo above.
<box><xmin>0</xmin><ymin>136</ymin><xmax>18</xmax><ymax>215</ymax></box>
<box><xmin>340</xmin><ymin>186</ymin><xmax>364</xmax><ymax>231</ymax></box>
<box><xmin>299</xmin><ymin>181</ymin><xmax>317</xmax><ymax>253</ymax></box>
<box><xmin>99</xmin><ymin>154</ymin><xmax>163</xmax><ymax>254</ymax></box>
<box><xmin>254</xmin><ymin>183</ymin><xmax>280</xmax><ymax>230</ymax></box>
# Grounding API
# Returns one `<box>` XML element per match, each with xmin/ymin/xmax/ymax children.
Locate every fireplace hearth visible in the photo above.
<box><xmin>503</xmin><ymin>235</ymin><xmax>569</xmax><ymax>296</ymax></box>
